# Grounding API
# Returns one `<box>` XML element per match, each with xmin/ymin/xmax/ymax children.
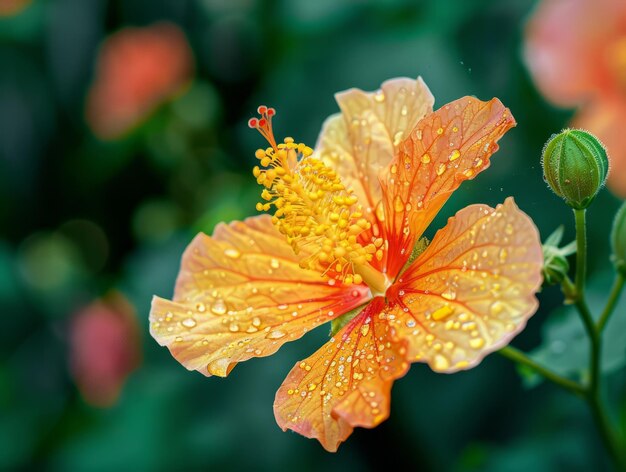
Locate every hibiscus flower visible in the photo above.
<box><xmin>525</xmin><ymin>0</ymin><xmax>626</xmax><ymax>196</ymax></box>
<box><xmin>150</xmin><ymin>77</ymin><xmax>543</xmax><ymax>451</ymax></box>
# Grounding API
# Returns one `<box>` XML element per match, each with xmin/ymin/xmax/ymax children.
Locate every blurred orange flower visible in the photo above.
<box><xmin>69</xmin><ymin>294</ymin><xmax>141</xmax><ymax>407</ymax></box>
<box><xmin>525</xmin><ymin>0</ymin><xmax>626</xmax><ymax>196</ymax></box>
<box><xmin>86</xmin><ymin>22</ymin><xmax>193</xmax><ymax>140</ymax></box>
<box><xmin>0</xmin><ymin>0</ymin><xmax>30</xmax><ymax>16</ymax></box>
<box><xmin>150</xmin><ymin>78</ymin><xmax>543</xmax><ymax>451</ymax></box>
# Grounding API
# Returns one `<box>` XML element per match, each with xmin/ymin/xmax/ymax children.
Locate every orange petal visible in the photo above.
<box><xmin>387</xmin><ymin>198</ymin><xmax>542</xmax><ymax>372</ymax></box>
<box><xmin>524</xmin><ymin>0</ymin><xmax>624</xmax><ymax>106</ymax></box>
<box><xmin>150</xmin><ymin>215</ymin><xmax>371</xmax><ymax>377</ymax></box>
<box><xmin>316</xmin><ymin>77</ymin><xmax>434</xmax><ymax>244</ymax></box>
<box><xmin>572</xmin><ymin>99</ymin><xmax>626</xmax><ymax>198</ymax></box>
<box><xmin>380</xmin><ymin>96</ymin><xmax>516</xmax><ymax>278</ymax></box>
<box><xmin>274</xmin><ymin>297</ymin><xmax>409</xmax><ymax>452</ymax></box>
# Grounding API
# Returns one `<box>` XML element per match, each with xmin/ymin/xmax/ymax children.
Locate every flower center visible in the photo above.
<box><xmin>248</xmin><ymin>106</ymin><xmax>384</xmax><ymax>287</ymax></box>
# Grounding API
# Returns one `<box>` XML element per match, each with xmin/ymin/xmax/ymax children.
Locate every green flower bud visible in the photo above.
<box><xmin>543</xmin><ymin>247</ymin><xmax>570</xmax><ymax>285</ymax></box>
<box><xmin>541</xmin><ymin>226</ymin><xmax>576</xmax><ymax>285</ymax></box>
<box><xmin>541</xmin><ymin>129</ymin><xmax>609</xmax><ymax>209</ymax></box>
<box><xmin>611</xmin><ymin>202</ymin><xmax>626</xmax><ymax>275</ymax></box>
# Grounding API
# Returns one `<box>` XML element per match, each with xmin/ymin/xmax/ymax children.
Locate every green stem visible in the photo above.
<box><xmin>499</xmin><ymin>346</ymin><xmax>585</xmax><ymax>396</ymax></box>
<box><xmin>597</xmin><ymin>273</ymin><xmax>625</xmax><ymax>332</ymax></box>
<box><xmin>588</xmin><ymin>389</ymin><xmax>626</xmax><ymax>470</ymax></box>
<box><xmin>573</xmin><ymin>208</ymin><xmax>626</xmax><ymax>470</ymax></box>
<box><xmin>574</xmin><ymin>209</ymin><xmax>587</xmax><ymax>296</ymax></box>
<box><xmin>573</xmin><ymin>209</ymin><xmax>598</xmax><ymax>393</ymax></box>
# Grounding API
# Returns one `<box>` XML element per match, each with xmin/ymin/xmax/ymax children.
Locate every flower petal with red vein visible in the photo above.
<box><xmin>316</xmin><ymin>77</ymin><xmax>434</xmax><ymax>249</ymax></box>
<box><xmin>387</xmin><ymin>198</ymin><xmax>542</xmax><ymax>373</ymax></box>
<box><xmin>274</xmin><ymin>297</ymin><xmax>409</xmax><ymax>452</ymax></box>
<box><xmin>150</xmin><ymin>215</ymin><xmax>371</xmax><ymax>377</ymax></box>
<box><xmin>524</xmin><ymin>0</ymin><xmax>626</xmax><ymax>107</ymax></box>
<box><xmin>380</xmin><ymin>96</ymin><xmax>516</xmax><ymax>278</ymax></box>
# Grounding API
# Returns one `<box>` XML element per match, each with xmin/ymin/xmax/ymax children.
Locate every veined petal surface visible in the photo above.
<box><xmin>316</xmin><ymin>77</ymin><xmax>434</xmax><ymax>246</ymax></box>
<box><xmin>150</xmin><ymin>215</ymin><xmax>371</xmax><ymax>377</ymax></box>
<box><xmin>274</xmin><ymin>297</ymin><xmax>409</xmax><ymax>452</ymax></box>
<box><xmin>388</xmin><ymin>198</ymin><xmax>542</xmax><ymax>372</ymax></box>
<box><xmin>381</xmin><ymin>96</ymin><xmax>516</xmax><ymax>277</ymax></box>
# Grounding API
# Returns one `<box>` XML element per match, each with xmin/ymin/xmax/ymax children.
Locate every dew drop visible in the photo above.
<box><xmin>394</xmin><ymin>195</ymin><xmax>405</xmax><ymax>213</ymax></box>
<box><xmin>436</xmin><ymin>163</ymin><xmax>446</xmax><ymax>176</ymax></box>
<box><xmin>448</xmin><ymin>149</ymin><xmax>461</xmax><ymax>161</ymax></box>
<box><xmin>224</xmin><ymin>248</ymin><xmax>241</xmax><ymax>259</ymax></box>
<box><xmin>267</xmin><ymin>330</ymin><xmax>286</xmax><ymax>339</ymax></box>
<box><xmin>393</xmin><ymin>131</ymin><xmax>404</xmax><ymax>146</ymax></box>
<box><xmin>182</xmin><ymin>318</ymin><xmax>197</xmax><ymax>328</ymax></box>
<box><xmin>470</xmin><ymin>338</ymin><xmax>485</xmax><ymax>349</ymax></box>
<box><xmin>252</xmin><ymin>316</ymin><xmax>261</xmax><ymax>327</ymax></box>
<box><xmin>441</xmin><ymin>290</ymin><xmax>456</xmax><ymax>301</ymax></box>
<box><xmin>229</xmin><ymin>322</ymin><xmax>240</xmax><ymax>332</ymax></box>
<box><xmin>490</xmin><ymin>301</ymin><xmax>505</xmax><ymax>316</ymax></box>
<box><xmin>433</xmin><ymin>355</ymin><xmax>450</xmax><ymax>371</ymax></box>
<box><xmin>421</xmin><ymin>153</ymin><xmax>431</xmax><ymax>164</ymax></box>
<box><xmin>374</xmin><ymin>91</ymin><xmax>385</xmax><ymax>102</ymax></box>
<box><xmin>196</xmin><ymin>302</ymin><xmax>206</xmax><ymax>313</ymax></box>
<box><xmin>211</xmin><ymin>299</ymin><xmax>227</xmax><ymax>315</ymax></box>
<box><xmin>431</xmin><ymin>305</ymin><xmax>454</xmax><ymax>321</ymax></box>
<box><xmin>270</xmin><ymin>258</ymin><xmax>280</xmax><ymax>269</ymax></box>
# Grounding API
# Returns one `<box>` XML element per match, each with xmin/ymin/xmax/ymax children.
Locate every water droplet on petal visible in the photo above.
<box><xmin>182</xmin><ymin>318</ymin><xmax>197</xmax><ymax>328</ymax></box>
<box><xmin>433</xmin><ymin>354</ymin><xmax>449</xmax><ymax>371</ymax></box>
<box><xmin>270</xmin><ymin>258</ymin><xmax>280</xmax><ymax>269</ymax></box>
<box><xmin>266</xmin><ymin>330</ymin><xmax>286</xmax><ymax>339</ymax></box>
<box><xmin>431</xmin><ymin>305</ymin><xmax>455</xmax><ymax>321</ymax></box>
<box><xmin>224</xmin><ymin>248</ymin><xmax>241</xmax><ymax>259</ymax></box>
<box><xmin>211</xmin><ymin>299</ymin><xmax>227</xmax><ymax>315</ymax></box>
<box><xmin>394</xmin><ymin>195</ymin><xmax>405</xmax><ymax>212</ymax></box>
<box><xmin>441</xmin><ymin>290</ymin><xmax>456</xmax><ymax>301</ymax></box>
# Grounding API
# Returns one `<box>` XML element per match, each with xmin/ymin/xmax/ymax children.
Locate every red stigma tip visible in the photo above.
<box><xmin>259</xmin><ymin>118</ymin><xmax>266</xmax><ymax>127</ymax></box>
<box><xmin>257</xmin><ymin>105</ymin><xmax>267</xmax><ymax>114</ymax></box>
<box><xmin>267</xmin><ymin>108</ymin><xmax>276</xmax><ymax>117</ymax></box>
<box><xmin>248</xmin><ymin>118</ymin><xmax>258</xmax><ymax>128</ymax></box>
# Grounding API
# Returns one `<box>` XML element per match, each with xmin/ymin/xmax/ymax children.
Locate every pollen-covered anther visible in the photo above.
<box><xmin>248</xmin><ymin>106</ymin><xmax>378</xmax><ymax>284</ymax></box>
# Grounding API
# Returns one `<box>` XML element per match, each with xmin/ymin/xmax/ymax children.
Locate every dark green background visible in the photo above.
<box><xmin>1</xmin><ymin>0</ymin><xmax>623</xmax><ymax>470</ymax></box>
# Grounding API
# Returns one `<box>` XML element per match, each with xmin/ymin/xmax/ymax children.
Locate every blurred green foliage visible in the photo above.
<box><xmin>1</xmin><ymin>0</ymin><xmax>623</xmax><ymax>470</ymax></box>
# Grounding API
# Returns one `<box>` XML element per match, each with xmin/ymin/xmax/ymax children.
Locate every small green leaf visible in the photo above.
<box><xmin>330</xmin><ymin>304</ymin><xmax>366</xmax><ymax>336</ymax></box>
<box><xmin>544</xmin><ymin>226</ymin><xmax>565</xmax><ymax>247</ymax></box>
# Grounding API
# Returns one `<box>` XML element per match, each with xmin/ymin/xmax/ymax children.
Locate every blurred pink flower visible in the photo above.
<box><xmin>86</xmin><ymin>22</ymin><xmax>194</xmax><ymax>140</ymax></box>
<box><xmin>69</xmin><ymin>295</ymin><xmax>141</xmax><ymax>407</ymax></box>
<box><xmin>0</xmin><ymin>0</ymin><xmax>30</xmax><ymax>16</ymax></box>
<box><xmin>525</xmin><ymin>0</ymin><xmax>626</xmax><ymax>197</ymax></box>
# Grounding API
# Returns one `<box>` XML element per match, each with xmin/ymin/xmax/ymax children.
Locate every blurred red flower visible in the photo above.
<box><xmin>69</xmin><ymin>294</ymin><xmax>141</xmax><ymax>407</ymax></box>
<box><xmin>86</xmin><ymin>22</ymin><xmax>194</xmax><ymax>140</ymax></box>
<box><xmin>525</xmin><ymin>0</ymin><xmax>626</xmax><ymax>197</ymax></box>
<box><xmin>0</xmin><ymin>0</ymin><xmax>30</xmax><ymax>16</ymax></box>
